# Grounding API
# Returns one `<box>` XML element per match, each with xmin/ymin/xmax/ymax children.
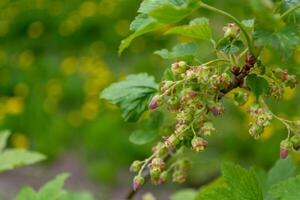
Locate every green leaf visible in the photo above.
<box><xmin>129</xmin><ymin>130</ymin><xmax>157</xmax><ymax>145</ymax></box>
<box><xmin>269</xmin><ymin>175</ymin><xmax>300</xmax><ymax>200</ymax></box>
<box><xmin>266</xmin><ymin>157</ymin><xmax>297</xmax><ymax>189</ymax></box>
<box><xmin>171</xmin><ymin>189</ymin><xmax>197</xmax><ymax>200</ymax></box>
<box><xmin>165</xmin><ymin>17</ymin><xmax>212</xmax><ymax>40</ymax></box>
<box><xmin>0</xmin><ymin>149</ymin><xmax>46</xmax><ymax>172</ymax></box>
<box><xmin>246</xmin><ymin>74</ymin><xmax>269</xmax><ymax>99</ymax></box>
<box><xmin>15</xmin><ymin>187</ymin><xmax>37</xmax><ymax>200</ymax></box>
<box><xmin>222</xmin><ymin>162</ymin><xmax>263</xmax><ymax>200</ymax></box>
<box><xmin>0</xmin><ymin>130</ymin><xmax>10</xmax><ymax>152</ymax></box>
<box><xmin>154</xmin><ymin>43</ymin><xmax>199</xmax><ymax>59</ymax></box>
<box><xmin>196</xmin><ymin>178</ymin><xmax>236</xmax><ymax>200</ymax></box>
<box><xmin>100</xmin><ymin>74</ymin><xmax>158</xmax><ymax>122</ymax></box>
<box><xmin>250</xmin><ymin>0</ymin><xmax>284</xmax><ymax>30</ymax></box>
<box><xmin>254</xmin><ymin>25</ymin><xmax>300</xmax><ymax>58</ymax></box>
<box><xmin>119</xmin><ymin>18</ymin><xmax>161</xmax><ymax>55</ymax></box>
<box><xmin>38</xmin><ymin>173</ymin><xmax>69</xmax><ymax>200</ymax></box>
<box><xmin>282</xmin><ymin>0</ymin><xmax>300</xmax><ymax>21</ymax></box>
<box><xmin>129</xmin><ymin>111</ymin><xmax>163</xmax><ymax>145</ymax></box>
<box><xmin>264</xmin><ymin>157</ymin><xmax>297</xmax><ymax>200</ymax></box>
<box><xmin>119</xmin><ymin>0</ymin><xmax>201</xmax><ymax>54</ymax></box>
<box><xmin>217</xmin><ymin>39</ymin><xmax>244</xmax><ymax>55</ymax></box>
<box><xmin>139</xmin><ymin>0</ymin><xmax>200</xmax><ymax>24</ymax></box>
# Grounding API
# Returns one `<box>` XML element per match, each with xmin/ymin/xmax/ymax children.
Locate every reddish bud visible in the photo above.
<box><xmin>280</xmin><ymin>147</ymin><xmax>289</xmax><ymax>159</ymax></box>
<box><xmin>230</xmin><ymin>66</ymin><xmax>240</xmax><ymax>75</ymax></box>
<box><xmin>149</xmin><ymin>95</ymin><xmax>160</xmax><ymax>110</ymax></box>
<box><xmin>133</xmin><ymin>176</ymin><xmax>144</xmax><ymax>191</ymax></box>
<box><xmin>246</xmin><ymin>54</ymin><xmax>256</xmax><ymax>66</ymax></box>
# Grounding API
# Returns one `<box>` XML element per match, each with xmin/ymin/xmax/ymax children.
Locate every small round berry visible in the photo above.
<box><xmin>130</xmin><ymin>160</ymin><xmax>142</xmax><ymax>172</ymax></box>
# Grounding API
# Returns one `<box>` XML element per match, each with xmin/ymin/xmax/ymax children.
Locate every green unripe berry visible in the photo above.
<box><xmin>130</xmin><ymin>160</ymin><xmax>143</xmax><ymax>172</ymax></box>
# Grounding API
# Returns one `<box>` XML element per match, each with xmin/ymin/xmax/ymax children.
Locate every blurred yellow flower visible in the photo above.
<box><xmin>114</xmin><ymin>20</ymin><xmax>130</xmax><ymax>37</ymax></box>
<box><xmin>60</xmin><ymin>56</ymin><xmax>78</xmax><ymax>75</ymax></box>
<box><xmin>18</xmin><ymin>50</ymin><xmax>35</xmax><ymax>69</ymax></box>
<box><xmin>11</xmin><ymin>133</ymin><xmax>29</xmax><ymax>149</ymax></box>
<box><xmin>98</xmin><ymin>0</ymin><xmax>117</xmax><ymax>16</ymax></box>
<box><xmin>0</xmin><ymin>20</ymin><xmax>9</xmax><ymax>37</ymax></box>
<box><xmin>79</xmin><ymin>1</ymin><xmax>97</xmax><ymax>18</ymax></box>
<box><xmin>81</xmin><ymin>99</ymin><xmax>99</xmax><ymax>120</ymax></box>
<box><xmin>47</xmin><ymin>79</ymin><xmax>63</xmax><ymax>99</ymax></box>
<box><xmin>59</xmin><ymin>13</ymin><xmax>82</xmax><ymax>36</ymax></box>
<box><xmin>261</xmin><ymin>124</ymin><xmax>274</xmax><ymax>140</ymax></box>
<box><xmin>27</xmin><ymin>21</ymin><xmax>44</xmax><ymax>38</ymax></box>
<box><xmin>5</xmin><ymin>97</ymin><xmax>24</xmax><ymax>115</ymax></box>
<box><xmin>283</xmin><ymin>87</ymin><xmax>296</xmax><ymax>100</ymax></box>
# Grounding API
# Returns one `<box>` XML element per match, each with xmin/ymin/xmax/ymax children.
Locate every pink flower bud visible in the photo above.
<box><xmin>280</xmin><ymin>147</ymin><xmax>289</xmax><ymax>159</ymax></box>
<box><xmin>133</xmin><ymin>176</ymin><xmax>144</xmax><ymax>191</ymax></box>
<box><xmin>149</xmin><ymin>95</ymin><xmax>160</xmax><ymax>110</ymax></box>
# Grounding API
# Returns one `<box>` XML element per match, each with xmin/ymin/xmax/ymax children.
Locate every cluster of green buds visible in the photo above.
<box><xmin>248</xmin><ymin>104</ymin><xmax>273</xmax><ymax>139</ymax></box>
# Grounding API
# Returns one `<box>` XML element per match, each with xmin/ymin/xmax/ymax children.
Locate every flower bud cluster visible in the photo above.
<box><xmin>274</xmin><ymin>68</ymin><xmax>298</xmax><ymax>89</ymax></box>
<box><xmin>223</xmin><ymin>23</ymin><xmax>240</xmax><ymax>40</ymax></box>
<box><xmin>248</xmin><ymin>104</ymin><xmax>272</xmax><ymax>139</ymax></box>
<box><xmin>172</xmin><ymin>160</ymin><xmax>191</xmax><ymax>183</ymax></box>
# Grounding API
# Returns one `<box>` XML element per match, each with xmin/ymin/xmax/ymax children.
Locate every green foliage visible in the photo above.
<box><xmin>222</xmin><ymin>162</ymin><xmax>263</xmax><ymax>200</ymax></box>
<box><xmin>165</xmin><ymin>17</ymin><xmax>212</xmax><ymax>40</ymax></box>
<box><xmin>246</xmin><ymin>74</ymin><xmax>269</xmax><ymax>99</ymax></box>
<box><xmin>138</xmin><ymin>0</ymin><xmax>200</xmax><ymax>24</ymax></box>
<box><xmin>119</xmin><ymin>0</ymin><xmax>201</xmax><ymax>54</ymax></box>
<box><xmin>170</xmin><ymin>189</ymin><xmax>197</xmax><ymax>200</ymax></box>
<box><xmin>0</xmin><ymin>130</ymin><xmax>45</xmax><ymax>172</ymax></box>
<box><xmin>194</xmin><ymin>158</ymin><xmax>300</xmax><ymax>200</ymax></box>
<box><xmin>269</xmin><ymin>175</ymin><xmax>300</xmax><ymax>200</ymax></box>
<box><xmin>100</xmin><ymin>74</ymin><xmax>158</xmax><ymax>122</ymax></box>
<box><xmin>154</xmin><ymin>43</ymin><xmax>200</xmax><ymax>59</ymax></box>
<box><xmin>15</xmin><ymin>173</ymin><xmax>95</xmax><ymax>200</ymax></box>
<box><xmin>254</xmin><ymin>25</ymin><xmax>300</xmax><ymax>58</ymax></box>
<box><xmin>217</xmin><ymin>39</ymin><xmax>244</xmax><ymax>55</ymax></box>
<box><xmin>129</xmin><ymin>111</ymin><xmax>164</xmax><ymax>145</ymax></box>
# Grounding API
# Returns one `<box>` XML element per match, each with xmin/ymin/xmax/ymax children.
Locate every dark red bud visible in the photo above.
<box><xmin>231</xmin><ymin>66</ymin><xmax>240</xmax><ymax>75</ymax></box>
<box><xmin>246</xmin><ymin>54</ymin><xmax>256</xmax><ymax>66</ymax></box>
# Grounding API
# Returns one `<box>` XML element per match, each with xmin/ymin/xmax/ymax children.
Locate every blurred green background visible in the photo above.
<box><xmin>0</xmin><ymin>0</ymin><xmax>300</xmax><ymax>199</ymax></box>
